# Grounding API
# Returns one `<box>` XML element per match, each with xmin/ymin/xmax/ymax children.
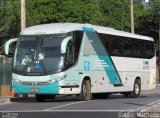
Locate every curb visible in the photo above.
<box><xmin>0</xmin><ymin>97</ymin><xmax>11</xmax><ymax>104</ymax></box>
<box><xmin>143</xmin><ymin>104</ymin><xmax>160</xmax><ymax>112</ymax></box>
<box><xmin>0</xmin><ymin>96</ymin><xmax>11</xmax><ymax>100</ymax></box>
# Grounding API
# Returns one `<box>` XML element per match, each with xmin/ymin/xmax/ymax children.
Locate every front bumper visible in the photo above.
<box><xmin>13</xmin><ymin>82</ymin><xmax>59</xmax><ymax>94</ymax></box>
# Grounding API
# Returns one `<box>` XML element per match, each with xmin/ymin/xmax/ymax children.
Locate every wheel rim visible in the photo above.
<box><xmin>83</xmin><ymin>83</ymin><xmax>87</xmax><ymax>98</ymax></box>
<box><xmin>135</xmin><ymin>83</ymin><xmax>139</xmax><ymax>95</ymax></box>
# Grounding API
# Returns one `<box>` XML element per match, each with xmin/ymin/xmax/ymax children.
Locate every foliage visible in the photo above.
<box><xmin>136</xmin><ymin>0</ymin><xmax>160</xmax><ymax>44</ymax></box>
<box><xmin>26</xmin><ymin>0</ymin><xmax>107</xmax><ymax>26</ymax></box>
<box><xmin>0</xmin><ymin>0</ymin><xmax>20</xmax><ymax>45</ymax></box>
<box><xmin>0</xmin><ymin>0</ymin><xmax>159</xmax><ymax>46</ymax></box>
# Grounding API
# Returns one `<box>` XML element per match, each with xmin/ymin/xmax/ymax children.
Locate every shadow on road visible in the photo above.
<box><xmin>9</xmin><ymin>94</ymin><xmax>149</xmax><ymax>103</ymax></box>
<box><xmin>10</xmin><ymin>95</ymin><xmax>81</xmax><ymax>103</ymax></box>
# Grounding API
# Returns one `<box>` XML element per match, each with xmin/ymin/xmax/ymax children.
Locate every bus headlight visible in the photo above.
<box><xmin>47</xmin><ymin>75</ymin><xmax>67</xmax><ymax>83</ymax></box>
<box><xmin>12</xmin><ymin>78</ymin><xmax>22</xmax><ymax>84</ymax></box>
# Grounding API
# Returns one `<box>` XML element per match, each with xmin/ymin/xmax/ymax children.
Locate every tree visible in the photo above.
<box><xmin>0</xmin><ymin>0</ymin><xmax>159</xmax><ymax>47</ymax></box>
<box><xmin>0</xmin><ymin>0</ymin><xmax>20</xmax><ymax>45</ymax></box>
<box><xmin>135</xmin><ymin>0</ymin><xmax>160</xmax><ymax>45</ymax></box>
<box><xmin>26</xmin><ymin>0</ymin><xmax>107</xmax><ymax>26</ymax></box>
<box><xmin>96</xmin><ymin>0</ymin><xmax>131</xmax><ymax>32</ymax></box>
<box><xmin>0</xmin><ymin>0</ymin><xmax>7</xmax><ymax>44</ymax></box>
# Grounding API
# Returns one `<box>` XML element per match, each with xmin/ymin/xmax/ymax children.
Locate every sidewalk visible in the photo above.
<box><xmin>0</xmin><ymin>94</ymin><xmax>35</xmax><ymax>103</ymax></box>
<box><xmin>0</xmin><ymin>96</ymin><xmax>11</xmax><ymax>100</ymax></box>
<box><xmin>0</xmin><ymin>96</ymin><xmax>28</xmax><ymax>104</ymax></box>
<box><xmin>0</xmin><ymin>96</ymin><xmax>11</xmax><ymax>104</ymax></box>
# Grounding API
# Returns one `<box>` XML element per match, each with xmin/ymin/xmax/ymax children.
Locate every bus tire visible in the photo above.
<box><xmin>92</xmin><ymin>93</ymin><xmax>110</xmax><ymax>99</ymax></box>
<box><xmin>35</xmin><ymin>94</ymin><xmax>45</xmax><ymax>102</ymax></box>
<box><xmin>130</xmin><ymin>79</ymin><xmax>141</xmax><ymax>98</ymax></box>
<box><xmin>79</xmin><ymin>79</ymin><xmax>91</xmax><ymax>101</ymax></box>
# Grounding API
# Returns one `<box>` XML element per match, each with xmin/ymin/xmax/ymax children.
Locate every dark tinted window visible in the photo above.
<box><xmin>98</xmin><ymin>33</ymin><xmax>155</xmax><ymax>59</ymax></box>
<box><xmin>73</xmin><ymin>31</ymin><xmax>83</xmax><ymax>62</ymax></box>
<box><xmin>63</xmin><ymin>31</ymin><xmax>83</xmax><ymax>70</ymax></box>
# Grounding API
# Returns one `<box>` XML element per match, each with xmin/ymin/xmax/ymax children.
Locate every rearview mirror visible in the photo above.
<box><xmin>61</xmin><ymin>36</ymin><xmax>72</xmax><ymax>54</ymax></box>
<box><xmin>5</xmin><ymin>38</ymin><xmax>18</xmax><ymax>57</ymax></box>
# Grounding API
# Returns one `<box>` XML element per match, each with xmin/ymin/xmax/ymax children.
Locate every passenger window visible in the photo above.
<box><xmin>122</xmin><ymin>38</ymin><xmax>132</xmax><ymax>57</ymax></box>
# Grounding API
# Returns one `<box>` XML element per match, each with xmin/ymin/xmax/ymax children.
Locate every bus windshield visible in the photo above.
<box><xmin>13</xmin><ymin>34</ymin><xmax>68</xmax><ymax>75</ymax></box>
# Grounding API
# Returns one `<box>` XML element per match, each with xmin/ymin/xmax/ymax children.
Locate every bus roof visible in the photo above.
<box><xmin>21</xmin><ymin>23</ymin><xmax>154</xmax><ymax>41</ymax></box>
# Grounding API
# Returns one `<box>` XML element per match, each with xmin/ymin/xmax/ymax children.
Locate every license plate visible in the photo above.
<box><xmin>30</xmin><ymin>88</ymin><xmax>39</xmax><ymax>92</ymax></box>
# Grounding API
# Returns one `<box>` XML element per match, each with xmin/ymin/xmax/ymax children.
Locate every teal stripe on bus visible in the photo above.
<box><xmin>85</xmin><ymin>31</ymin><xmax>123</xmax><ymax>86</ymax></box>
<box><xmin>82</xmin><ymin>27</ymin><xmax>95</xmax><ymax>32</ymax></box>
<box><xmin>99</xmin><ymin>56</ymin><xmax>122</xmax><ymax>85</ymax></box>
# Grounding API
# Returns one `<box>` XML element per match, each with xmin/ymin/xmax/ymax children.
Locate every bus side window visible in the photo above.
<box><xmin>74</xmin><ymin>31</ymin><xmax>83</xmax><ymax>62</ymax></box>
<box><xmin>66</xmin><ymin>41</ymin><xmax>74</xmax><ymax>66</ymax></box>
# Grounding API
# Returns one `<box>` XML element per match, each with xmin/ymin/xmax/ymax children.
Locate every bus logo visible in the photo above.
<box><xmin>84</xmin><ymin>61</ymin><xmax>90</xmax><ymax>71</ymax></box>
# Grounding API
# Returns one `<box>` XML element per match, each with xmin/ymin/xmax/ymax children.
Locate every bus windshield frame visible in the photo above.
<box><xmin>13</xmin><ymin>33</ymin><xmax>70</xmax><ymax>76</ymax></box>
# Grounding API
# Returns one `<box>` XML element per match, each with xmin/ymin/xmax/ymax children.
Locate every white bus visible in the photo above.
<box><xmin>5</xmin><ymin>23</ymin><xmax>156</xmax><ymax>101</ymax></box>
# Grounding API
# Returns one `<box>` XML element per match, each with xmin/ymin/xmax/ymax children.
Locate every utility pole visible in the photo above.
<box><xmin>159</xmin><ymin>11</ymin><xmax>160</xmax><ymax>51</ymax></box>
<box><xmin>158</xmin><ymin>11</ymin><xmax>160</xmax><ymax>84</ymax></box>
<box><xmin>21</xmin><ymin>0</ymin><xmax>26</xmax><ymax>31</ymax></box>
<box><xmin>130</xmin><ymin>0</ymin><xmax>134</xmax><ymax>33</ymax></box>
<box><xmin>21</xmin><ymin>0</ymin><xmax>28</xmax><ymax>98</ymax></box>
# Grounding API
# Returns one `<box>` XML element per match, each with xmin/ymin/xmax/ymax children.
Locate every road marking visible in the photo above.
<box><xmin>43</xmin><ymin>101</ymin><xmax>88</xmax><ymax>111</ymax></box>
<box><xmin>148</xmin><ymin>100</ymin><xmax>160</xmax><ymax>106</ymax></box>
<box><xmin>141</xmin><ymin>105</ymin><xmax>158</xmax><ymax>112</ymax></box>
<box><xmin>0</xmin><ymin>109</ymin><xmax>133</xmax><ymax>112</ymax></box>
<box><xmin>133</xmin><ymin>99</ymin><xmax>160</xmax><ymax>112</ymax></box>
<box><xmin>0</xmin><ymin>110</ymin><xmax>43</xmax><ymax>112</ymax></box>
<box><xmin>47</xmin><ymin>110</ymin><xmax>133</xmax><ymax>112</ymax></box>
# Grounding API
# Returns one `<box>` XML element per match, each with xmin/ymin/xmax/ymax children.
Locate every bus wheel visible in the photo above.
<box><xmin>130</xmin><ymin>79</ymin><xmax>141</xmax><ymax>98</ymax></box>
<box><xmin>92</xmin><ymin>93</ymin><xmax>110</xmax><ymax>99</ymax></box>
<box><xmin>35</xmin><ymin>94</ymin><xmax>45</xmax><ymax>102</ymax></box>
<box><xmin>79</xmin><ymin>80</ymin><xmax>91</xmax><ymax>101</ymax></box>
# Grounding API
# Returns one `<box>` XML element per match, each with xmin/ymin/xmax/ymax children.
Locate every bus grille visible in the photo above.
<box><xmin>21</xmin><ymin>81</ymin><xmax>49</xmax><ymax>86</ymax></box>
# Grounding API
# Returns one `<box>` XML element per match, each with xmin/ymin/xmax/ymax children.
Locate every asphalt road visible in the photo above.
<box><xmin>0</xmin><ymin>85</ymin><xmax>160</xmax><ymax>118</ymax></box>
